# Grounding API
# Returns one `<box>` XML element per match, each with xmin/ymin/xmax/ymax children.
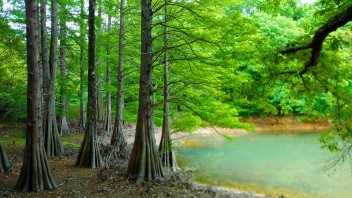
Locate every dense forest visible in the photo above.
<box><xmin>0</xmin><ymin>0</ymin><xmax>352</xmax><ymax>195</ymax></box>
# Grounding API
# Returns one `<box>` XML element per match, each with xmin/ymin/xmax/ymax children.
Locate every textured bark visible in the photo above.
<box><xmin>97</xmin><ymin>81</ymin><xmax>104</xmax><ymax>122</ymax></box>
<box><xmin>111</xmin><ymin>0</ymin><xmax>127</xmax><ymax>152</ymax></box>
<box><xmin>103</xmin><ymin>16</ymin><xmax>112</xmax><ymax>135</ymax></box>
<box><xmin>127</xmin><ymin>0</ymin><xmax>164</xmax><ymax>182</ymax></box>
<box><xmin>76</xmin><ymin>0</ymin><xmax>103</xmax><ymax>168</ymax></box>
<box><xmin>42</xmin><ymin>0</ymin><xmax>62</xmax><ymax>156</ymax></box>
<box><xmin>0</xmin><ymin>143</ymin><xmax>10</xmax><ymax>173</ymax></box>
<box><xmin>158</xmin><ymin>3</ymin><xmax>178</xmax><ymax>172</ymax></box>
<box><xmin>79</xmin><ymin>47</ymin><xmax>87</xmax><ymax>132</ymax></box>
<box><xmin>281</xmin><ymin>5</ymin><xmax>352</xmax><ymax>75</ymax></box>
<box><xmin>16</xmin><ymin>0</ymin><xmax>57</xmax><ymax>191</ymax></box>
<box><xmin>59</xmin><ymin>3</ymin><xmax>70</xmax><ymax>137</ymax></box>
<box><xmin>40</xmin><ymin>0</ymin><xmax>48</xmax><ymax>87</ymax></box>
<box><xmin>78</xmin><ymin>0</ymin><xmax>86</xmax><ymax>132</ymax></box>
<box><xmin>96</xmin><ymin>0</ymin><xmax>104</xmax><ymax>122</ymax></box>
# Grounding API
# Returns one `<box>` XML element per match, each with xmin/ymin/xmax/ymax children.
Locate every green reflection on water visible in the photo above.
<box><xmin>176</xmin><ymin>133</ymin><xmax>352</xmax><ymax>198</ymax></box>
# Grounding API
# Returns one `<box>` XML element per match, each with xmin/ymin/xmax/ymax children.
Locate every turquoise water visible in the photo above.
<box><xmin>176</xmin><ymin>133</ymin><xmax>352</xmax><ymax>198</ymax></box>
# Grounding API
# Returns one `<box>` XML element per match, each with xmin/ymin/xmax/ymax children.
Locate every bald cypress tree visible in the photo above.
<box><xmin>76</xmin><ymin>0</ymin><xmax>103</xmax><ymax>168</ymax></box>
<box><xmin>127</xmin><ymin>0</ymin><xmax>164</xmax><ymax>182</ymax></box>
<box><xmin>111</xmin><ymin>0</ymin><xmax>127</xmax><ymax>153</ymax></box>
<box><xmin>158</xmin><ymin>2</ymin><xmax>178</xmax><ymax>172</ymax></box>
<box><xmin>78</xmin><ymin>0</ymin><xmax>87</xmax><ymax>132</ymax></box>
<box><xmin>41</xmin><ymin>0</ymin><xmax>62</xmax><ymax>156</ymax></box>
<box><xmin>59</xmin><ymin>2</ymin><xmax>70</xmax><ymax>137</ymax></box>
<box><xmin>103</xmin><ymin>15</ymin><xmax>113</xmax><ymax>135</ymax></box>
<box><xmin>15</xmin><ymin>0</ymin><xmax>57</xmax><ymax>191</ymax></box>
<box><xmin>0</xmin><ymin>143</ymin><xmax>10</xmax><ymax>173</ymax></box>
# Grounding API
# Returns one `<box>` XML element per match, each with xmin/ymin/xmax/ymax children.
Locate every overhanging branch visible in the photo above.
<box><xmin>280</xmin><ymin>5</ymin><xmax>352</xmax><ymax>75</ymax></box>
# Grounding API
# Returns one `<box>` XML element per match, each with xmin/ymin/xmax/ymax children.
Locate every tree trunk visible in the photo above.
<box><xmin>111</xmin><ymin>0</ymin><xmax>127</xmax><ymax>153</ymax></box>
<box><xmin>103</xmin><ymin>16</ymin><xmax>112</xmax><ymax>135</ymax></box>
<box><xmin>79</xmin><ymin>46</ymin><xmax>87</xmax><ymax>132</ymax></box>
<box><xmin>78</xmin><ymin>0</ymin><xmax>86</xmax><ymax>132</ymax></box>
<box><xmin>96</xmin><ymin>0</ymin><xmax>104</xmax><ymax>122</ymax></box>
<box><xmin>127</xmin><ymin>0</ymin><xmax>164</xmax><ymax>182</ymax></box>
<box><xmin>97</xmin><ymin>80</ymin><xmax>104</xmax><ymax>122</ymax></box>
<box><xmin>0</xmin><ymin>142</ymin><xmax>10</xmax><ymax>173</ymax></box>
<box><xmin>158</xmin><ymin>3</ymin><xmax>178</xmax><ymax>172</ymax></box>
<box><xmin>42</xmin><ymin>0</ymin><xmax>62</xmax><ymax>156</ymax></box>
<box><xmin>40</xmin><ymin>0</ymin><xmax>49</xmax><ymax>130</ymax></box>
<box><xmin>59</xmin><ymin>3</ymin><xmax>70</xmax><ymax>137</ymax></box>
<box><xmin>16</xmin><ymin>0</ymin><xmax>57</xmax><ymax>191</ymax></box>
<box><xmin>76</xmin><ymin>0</ymin><xmax>103</xmax><ymax>168</ymax></box>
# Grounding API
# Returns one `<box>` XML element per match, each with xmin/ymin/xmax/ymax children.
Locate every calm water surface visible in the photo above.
<box><xmin>176</xmin><ymin>132</ymin><xmax>352</xmax><ymax>198</ymax></box>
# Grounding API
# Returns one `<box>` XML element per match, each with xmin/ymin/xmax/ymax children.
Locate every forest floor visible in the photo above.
<box><xmin>0</xmin><ymin>117</ymin><xmax>330</xmax><ymax>198</ymax></box>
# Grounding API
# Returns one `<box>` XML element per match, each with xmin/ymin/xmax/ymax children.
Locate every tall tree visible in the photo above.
<box><xmin>158</xmin><ymin>2</ymin><xmax>178</xmax><ymax>171</ymax></box>
<box><xmin>59</xmin><ymin>2</ymin><xmax>70</xmax><ymax>136</ymax></box>
<box><xmin>40</xmin><ymin>0</ymin><xmax>48</xmax><ymax>103</ymax></box>
<box><xmin>16</xmin><ymin>0</ymin><xmax>57</xmax><ymax>191</ymax></box>
<box><xmin>42</xmin><ymin>0</ymin><xmax>62</xmax><ymax>156</ymax></box>
<box><xmin>111</xmin><ymin>0</ymin><xmax>127</xmax><ymax>152</ymax></box>
<box><xmin>96</xmin><ymin>0</ymin><xmax>104</xmax><ymax>122</ymax></box>
<box><xmin>103</xmin><ymin>15</ymin><xmax>112</xmax><ymax>135</ymax></box>
<box><xmin>76</xmin><ymin>0</ymin><xmax>103</xmax><ymax>168</ymax></box>
<box><xmin>127</xmin><ymin>0</ymin><xmax>164</xmax><ymax>182</ymax></box>
<box><xmin>78</xmin><ymin>0</ymin><xmax>87</xmax><ymax>132</ymax></box>
<box><xmin>0</xmin><ymin>142</ymin><xmax>10</xmax><ymax>173</ymax></box>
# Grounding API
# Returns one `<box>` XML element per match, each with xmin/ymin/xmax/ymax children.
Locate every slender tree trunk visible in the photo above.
<box><xmin>103</xmin><ymin>16</ymin><xmax>112</xmax><ymax>135</ymax></box>
<box><xmin>96</xmin><ymin>0</ymin><xmax>104</xmax><ymax>122</ymax></box>
<box><xmin>158</xmin><ymin>3</ymin><xmax>178</xmax><ymax>171</ymax></box>
<box><xmin>127</xmin><ymin>0</ymin><xmax>164</xmax><ymax>182</ymax></box>
<box><xmin>97</xmin><ymin>80</ymin><xmax>104</xmax><ymax>122</ymax></box>
<box><xmin>42</xmin><ymin>0</ymin><xmax>62</xmax><ymax>156</ymax></box>
<box><xmin>16</xmin><ymin>0</ymin><xmax>57</xmax><ymax>191</ymax></box>
<box><xmin>111</xmin><ymin>0</ymin><xmax>127</xmax><ymax>152</ymax></box>
<box><xmin>38</xmin><ymin>2</ymin><xmax>43</xmax><ymax>113</ymax></box>
<box><xmin>40</xmin><ymin>0</ymin><xmax>49</xmax><ymax>141</ymax></box>
<box><xmin>76</xmin><ymin>0</ymin><xmax>103</xmax><ymax>168</ymax></box>
<box><xmin>0</xmin><ymin>142</ymin><xmax>10</xmax><ymax>173</ymax></box>
<box><xmin>78</xmin><ymin>0</ymin><xmax>86</xmax><ymax>132</ymax></box>
<box><xmin>79</xmin><ymin>47</ymin><xmax>86</xmax><ymax>132</ymax></box>
<box><xmin>59</xmin><ymin>3</ymin><xmax>70</xmax><ymax>137</ymax></box>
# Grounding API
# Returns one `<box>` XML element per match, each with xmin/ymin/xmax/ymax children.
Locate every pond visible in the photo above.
<box><xmin>176</xmin><ymin>132</ymin><xmax>352</xmax><ymax>198</ymax></box>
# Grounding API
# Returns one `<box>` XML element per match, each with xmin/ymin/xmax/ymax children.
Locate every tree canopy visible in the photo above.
<box><xmin>1</xmin><ymin>0</ymin><xmax>352</xmax><ymax>189</ymax></box>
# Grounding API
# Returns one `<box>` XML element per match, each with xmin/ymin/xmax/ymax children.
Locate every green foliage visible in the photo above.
<box><xmin>61</xmin><ymin>133</ymin><xmax>84</xmax><ymax>148</ymax></box>
<box><xmin>171</xmin><ymin>112</ymin><xmax>202</xmax><ymax>134</ymax></box>
<box><xmin>1</xmin><ymin>0</ymin><xmax>352</xmax><ymax>148</ymax></box>
<box><xmin>0</xmin><ymin>14</ymin><xmax>26</xmax><ymax>121</ymax></box>
<box><xmin>0</xmin><ymin>129</ymin><xmax>25</xmax><ymax>147</ymax></box>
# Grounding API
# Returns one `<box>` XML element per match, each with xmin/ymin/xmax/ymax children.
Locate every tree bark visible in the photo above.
<box><xmin>103</xmin><ymin>16</ymin><xmax>112</xmax><ymax>135</ymax></box>
<box><xmin>0</xmin><ymin>142</ymin><xmax>10</xmax><ymax>173</ymax></box>
<box><xmin>76</xmin><ymin>0</ymin><xmax>103</xmax><ymax>168</ymax></box>
<box><xmin>111</xmin><ymin>0</ymin><xmax>127</xmax><ymax>152</ymax></box>
<box><xmin>42</xmin><ymin>0</ymin><xmax>62</xmax><ymax>156</ymax></box>
<box><xmin>158</xmin><ymin>2</ymin><xmax>179</xmax><ymax>172</ymax></box>
<box><xmin>78</xmin><ymin>0</ymin><xmax>86</xmax><ymax>132</ymax></box>
<box><xmin>59</xmin><ymin>3</ymin><xmax>70</xmax><ymax>137</ymax></box>
<box><xmin>16</xmin><ymin>0</ymin><xmax>57</xmax><ymax>191</ymax></box>
<box><xmin>96</xmin><ymin>0</ymin><xmax>104</xmax><ymax>122</ymax></box>
<box><xmin>127</xmin><ymin>0</ymin><xmax>164</xmax><ymax>182</ymax></box>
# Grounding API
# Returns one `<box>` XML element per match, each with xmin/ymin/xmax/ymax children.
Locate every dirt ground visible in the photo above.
<box><xmin>0</xmin><ymin>117</ymin><xmax>330</xmax><ymax>197</ymax></box>
<box><xmin>0</xmin><ymin>124</ymin><xmax>269</xmax><ymax>198</ymax></box>
<box><xmin>243</xmin><ymin>116</ymin><xmax>331</xmax><ymax>132</ymax></box>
